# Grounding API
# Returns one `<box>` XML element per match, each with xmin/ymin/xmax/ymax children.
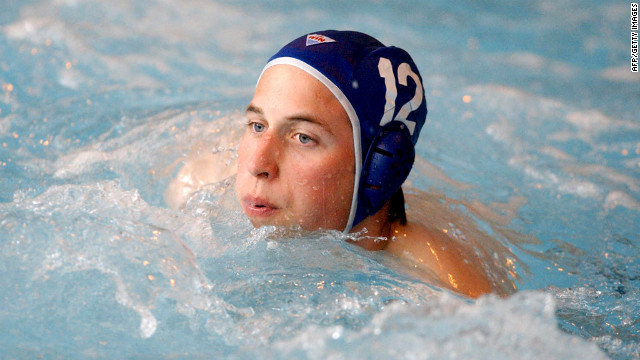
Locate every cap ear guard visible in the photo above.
<box><xmin>353</xmin><ymin>121</ymin><xmax>415</xmax><ymax>226</ymax></box>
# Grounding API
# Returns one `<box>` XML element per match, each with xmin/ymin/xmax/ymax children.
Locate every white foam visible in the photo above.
<box><xmin>565</xmin><ymin>110</ymin><xmax>614</xmax><ymax>132</ymax></box>
<box><xmin>601</xmin><ymin>66</ymin><xmax>640</xmax><ymax>83</ymax></box>
<box><xmin>272</xmin><ymin>291</ymin><xmax>608</xmax><ymax>359</ymax></box>
<box><xmin>0</xmin><ymin>114</ymin><xmax>16</xmax><ymax>135</ymax></box>
<box><xmin>137</xmin><ymin>306</ymin><xmax>158</xmax><ymax>339</ymax></box>
<box><xmin>510</xmin><ymin>158</ymin><xmax>602</xmax><ymax>199</ymax></box>
<box><xmin>506</xmin><ymin>52</ymin><xmax>576</xmax><ymax>77</ymax></box>
<box><xmin>485</xmin><ymin>120</ymin><xmax>514</xmax><ymax>144</ymax></box>
<box><xmin>57</xmin><ymin>69</ymin><xmax>80</xmax><ymax>89</ymax></box>
<box><xmin>3</xmin><ymin>16</ymin><xmax>74</xmax><ymax>47</ymax></box>
<box><xmin>508</xmin><ymin>52</ymin><xmax>546</xmax><ymax>70</ymax></box>
<box><xmin>54</xmin><ymin>150</ymin><xmax>109</xmax><ymax>178</ymax></box>
<box><xmin>565</xmin><ymin>110</ymin><xmax>640</xmax><ymax>134</ymax></box>
<box><xmin>540</xmin><ymin>146</ymin><xmax>575</xmax><ymax>161</ymax></box>
<box><xmin>112</xmin><ymin>273</ymin><xmax>157</xmax><ymax>338</ymax></box>
<box><xmin>565</xmin><ymin>164</ymin><xmax>640</xmax><ymax>193</ymax></box>
<box><xmin>604</xmin><ymin>190</ymin><xmax>640</xmax><ymax>212</ymax></box>
<box><xmin>476</xmin><ymin>85</ymin><xmax>637</xmax><ymax>204</ymax></box>
<box><xmin>3</xmin><ymin>179</ymin><xmax>241</xmax><ymax>340</ymax></box>
<box><xmin>557</xmin><ymin>179</ymin><xmax>601</xmax><ymax>198</ymax></box>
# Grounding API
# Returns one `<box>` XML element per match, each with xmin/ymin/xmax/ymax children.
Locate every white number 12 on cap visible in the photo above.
<box><xmin>377</xmin><ymin>57</ymin><xmax>423</xmax><ymax>135</ymax></box>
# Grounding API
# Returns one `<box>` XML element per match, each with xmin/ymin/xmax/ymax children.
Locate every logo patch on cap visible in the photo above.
<box><xmin>305</xmin><ymin>34</ymin><xmax>336</xmax><ymax>46</ymax></box>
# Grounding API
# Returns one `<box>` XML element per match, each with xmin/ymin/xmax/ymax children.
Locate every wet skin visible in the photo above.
<box><xmin>234</xmin><ymin>64</ymin><xmax>498</xmax><ymax>298</ymax></box>
<box><xmin>235</xmin><ymin>65</ymin><xmax>355</xmax><ymax>231</ymax></box>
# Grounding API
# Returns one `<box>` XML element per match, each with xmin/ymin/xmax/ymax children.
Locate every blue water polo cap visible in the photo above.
<box><xmin>259</xmin><ymin>30</ymin><xmax>427</xmax><ymax>231</ymax></box>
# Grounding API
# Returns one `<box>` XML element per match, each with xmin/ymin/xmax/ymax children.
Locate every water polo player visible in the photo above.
<box><xmin>166</xmin><ymin>30</ymin><xmax>500</xmax><ymax>298</ymax></box>
<box><xmin>235</xmin><ymin>30</ymin><xmax>496</xmax><ymax>297</ymax></box>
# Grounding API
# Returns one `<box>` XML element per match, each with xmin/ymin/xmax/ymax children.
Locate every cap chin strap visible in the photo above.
<box><xmin>258</xmin><ymin>57</ymin><xmax>362</xmax><ymax>233</ymax></box>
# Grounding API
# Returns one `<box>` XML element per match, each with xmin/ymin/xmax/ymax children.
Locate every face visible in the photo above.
<box><xmin>235</xmin><ymin>65</ymin><xmax>355</xmax><ymax>231</ymax></box>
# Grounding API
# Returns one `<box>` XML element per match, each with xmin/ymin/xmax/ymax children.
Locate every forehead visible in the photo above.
<box><xmin>256</xmin><ymin>64</ymin><xmax>330</xmax><ymax>94</ymax></box>
<box><xmin>251</xmin><ymin>65</ymin><xmax>351</xmax><ymax>129</ymax></box>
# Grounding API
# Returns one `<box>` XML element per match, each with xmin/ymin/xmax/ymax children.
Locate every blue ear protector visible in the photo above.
<box><xmin>261</xmin><ymin>30</ymin><xmax>427</xmax><ymax>231</ymax></box>
<box><xmin>353</xmin><ymin>121</ymin><xmax>416</xmax><ymax>225</ymax></box>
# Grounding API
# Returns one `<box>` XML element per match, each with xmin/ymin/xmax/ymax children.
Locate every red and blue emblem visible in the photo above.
<box><xmin>305</xmin><ymin>34</ymin><xmax>336</xmax><ymax>46</ymax></box>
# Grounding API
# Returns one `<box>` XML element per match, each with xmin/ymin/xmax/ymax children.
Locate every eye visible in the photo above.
<box><xmin>251</xmin><ymin>122</ymin><xmax>266</xmax><ymax>133</ymax></box>
<box><xmin>296</xmin><ymin>133</ymin><xmax>314</xmax><ymax>145</ymax></box>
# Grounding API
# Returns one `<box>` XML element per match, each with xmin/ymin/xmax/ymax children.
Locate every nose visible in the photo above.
<box><xmin>245</xmin><ymin>133</ymin><xmax>280</xmax><ymax>179</ymax></box>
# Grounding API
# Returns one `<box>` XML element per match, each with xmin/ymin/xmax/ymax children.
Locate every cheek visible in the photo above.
<box><xmin>235</xmin><ymin>137</ymin><xmax>251</xmax><ymax>193</ymax></box>
<box><xmin>293</xmin><ymin>159</ymin><xmax>351</xmax><ymax>189</ymax></box>
<box><xmin>291</xmin><ymin>159</ymin><xmax>354</xmax><ymax>216</ymax></box>
<box><xmin>236</xmin><ymin>136</ymin><xmax>250</xmax><ymax>170</ymax></box>
<box><xmin>325</xmin><ymin>167</ymin><xmax>355</xmax><ymax>204</ymax></box>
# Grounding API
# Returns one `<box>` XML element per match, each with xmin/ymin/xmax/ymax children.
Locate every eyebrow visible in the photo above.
<box><xmin>245</xmin><ymin>103</ymin><xmax>334</xmax><ymax>134</ymax></box>
<box><xmin>245</xmin><ymin>104</ymin><xmax>264</xmax><ymax>116</ymax></box>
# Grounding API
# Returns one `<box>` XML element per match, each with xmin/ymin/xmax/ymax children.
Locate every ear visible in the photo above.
<box><xmin>355</xmin><ymin>121</ymin><xmax>415</xmax><ymax>225</ymax></box>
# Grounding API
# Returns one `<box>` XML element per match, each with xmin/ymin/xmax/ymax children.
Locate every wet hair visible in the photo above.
<box><xmin>388</xmin><ymin>188</ymin><xmax>407</xmax><ymax>225</ymax></box>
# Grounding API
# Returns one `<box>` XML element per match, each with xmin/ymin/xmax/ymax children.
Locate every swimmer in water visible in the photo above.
<box><xmin>169</xmin><ymin>30</ymin><xmax>506</xmax><ymax>298</ymax></box>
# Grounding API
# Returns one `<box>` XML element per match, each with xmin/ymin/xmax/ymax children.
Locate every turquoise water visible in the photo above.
<box><xmin>1</xmin><ymin>0</ymin><xmax>638</xmax><ymax>358</ymax></box>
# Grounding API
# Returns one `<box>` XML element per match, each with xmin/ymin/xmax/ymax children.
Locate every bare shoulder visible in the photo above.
<box><xmin>164</xmin><ymin>147</ymin><xmax>237</xmax><ymax>209</ymax></box>
<box><xmin>386</xmin><ymin>220</ymin><xmax>495</xmax><ymax>298</ymax></box>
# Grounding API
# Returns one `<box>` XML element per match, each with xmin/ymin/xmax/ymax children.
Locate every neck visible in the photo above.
<box><xmin>347</xmin><ymin>203</ymin><xmax>393</xmax><ymax>251</ymax></box>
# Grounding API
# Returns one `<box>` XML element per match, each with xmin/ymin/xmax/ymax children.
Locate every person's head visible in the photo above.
<box><xmin>236</xmin><ymin>30</ymin><xmax>427</xmax><ymax>233</ymax></box>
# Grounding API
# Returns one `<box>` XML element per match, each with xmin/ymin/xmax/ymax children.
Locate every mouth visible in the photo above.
<box><xmin>242</xmin><ymin>196</ymin><xmax>280</xmax><ymax>217</ymax></box>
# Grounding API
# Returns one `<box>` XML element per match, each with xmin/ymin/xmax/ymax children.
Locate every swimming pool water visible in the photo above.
<box><xmin>1</xmin><ymin>0</ymin><xmax>638</xmax><ymax>358</ymax></box>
